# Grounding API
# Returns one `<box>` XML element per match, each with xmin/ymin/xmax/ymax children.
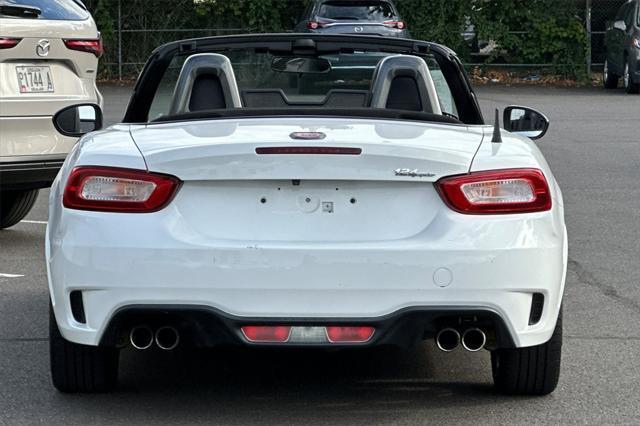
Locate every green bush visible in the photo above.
<box><xmin>396</xmin><ymin>0</ymin><xmax>588</xmax><ymax>78</ymax></box>
<box><xmin>86</xmin><ymin>0</ymin><xmax>589</xmax><ymax>79</ymax></box>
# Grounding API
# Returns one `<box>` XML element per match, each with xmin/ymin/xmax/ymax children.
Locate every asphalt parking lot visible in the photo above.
<box><xmin>1</xmin><ymin>84</ymin><xmax>639</xmax><ymax>424</ymax></box>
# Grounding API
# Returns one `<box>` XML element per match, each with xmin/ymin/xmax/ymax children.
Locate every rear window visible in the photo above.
<box><xmin>318</xmin><ymin>1</ymin><xmax>395</xmax><ymax>21</ymax></box>
<box><xmin>0</xmin><ymin>0</ymin><xmax>89</xmax><ymax>21</ymax></box>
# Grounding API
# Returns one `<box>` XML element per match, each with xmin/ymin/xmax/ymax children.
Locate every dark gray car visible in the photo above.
<box><xmin>604</xmin><ymin>0</ymin><xmax>640</xmax><ymax>93</ymax></box>
<box><xmin>293</xmin><ymin>0</ymin><xmax>409</xmax><ymax>38</ymax></box>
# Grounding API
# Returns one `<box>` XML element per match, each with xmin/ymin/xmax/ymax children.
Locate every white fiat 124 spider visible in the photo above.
<box><xmin>47</xmin><ymin>34</ymin><xmax>566</xmax><ymax>395</ymax></box>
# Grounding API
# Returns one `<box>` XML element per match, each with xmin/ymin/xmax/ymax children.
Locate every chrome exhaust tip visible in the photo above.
<box><xmin>435</xmin><ymin>328</ymin><xmax>460</xmax><ymax>352</ymax></box>
<box><xmin>130</xmin><ymin>326</ymin><xmax>154</xmax><ymax>350</ymax></box>
<box><xmin>461</xmin><ymin>328</ymin><xmax>486</xmax><ymax>352</ymax></box>
<box><xmin>155</xmin><ymin>326</ymin><xmax>180</xmax><ymax>351</ymax></box>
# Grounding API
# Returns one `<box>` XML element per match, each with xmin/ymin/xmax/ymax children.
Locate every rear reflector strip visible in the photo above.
<box><xmin>256</xmin><ymin>147</ymin><xmax>362</xmax><ymax>155</ymax></box>
<box><xmin>240</xmin><ymin>325</ymin><xmax>375</xmax><ymax>344</ymax></box>
<box><xmin>241</xmin><ymin>326</ymin><xmax>291</xmax><ymax>343</ymax></box>
<box><xmin>326</xmin><ymin>326</ymin><xmax>375</xmax><ymax>343</ymax></box>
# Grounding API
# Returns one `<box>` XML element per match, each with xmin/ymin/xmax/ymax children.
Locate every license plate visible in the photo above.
<box><xmin>16</xmin><ymin>66</ymin><xmax>54</xmax><ymax>93</ymax></box>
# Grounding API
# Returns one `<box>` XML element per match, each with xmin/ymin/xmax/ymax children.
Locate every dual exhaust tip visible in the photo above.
<box><xmin>436</xmin><ymin>327</ymin><xmax>486</xmax><ymax>352</ymax></box>
<box><xmin>129</xmin><ymin>326</ymin><xmax>180</xmax><ymax>351</ymax></box>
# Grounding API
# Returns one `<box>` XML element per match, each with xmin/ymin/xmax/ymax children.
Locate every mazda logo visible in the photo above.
<box><xmin>354</xmin><ymin>26</ymin><xmax>364</xmax><ymax>33</ymax></box>
<box><xmin>36</xmin><ymin>39</ymin><xmax>50</xmax><ymax>57</ymax></box>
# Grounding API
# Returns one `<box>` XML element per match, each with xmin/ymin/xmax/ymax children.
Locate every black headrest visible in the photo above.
<box><xmin>189</xmin><ymin>75</ymin><xmax>226</xmax><ymax>111</ymax></box>
<box><xmin>368</xmin><ymin>55</ymin><xmax>442</xmax><ymax>114</ymax></box>
<box><xmin>169</xmin><ymin>53</ymin><xmax>242</xmax><ymax>115</ymax></box>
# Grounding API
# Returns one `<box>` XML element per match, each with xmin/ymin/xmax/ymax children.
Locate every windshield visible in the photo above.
<box><xmin>318</xmin><ymin>1</ymin><xmax>395</xmax><ymax>21</ymax></box>
<box><xmin>149</xmin><ymin>48</ymin><xmax>458</xmax><ymax>122</ymax></box>
<box><xmin>0</xmin><ymin>0</ymin><xmax>89</xmax><ymax>20</ymax></box>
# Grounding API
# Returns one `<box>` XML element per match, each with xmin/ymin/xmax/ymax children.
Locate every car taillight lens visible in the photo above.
<box><xmin>307</xmin><ymin>20</ymin><xmax>320</xmax><ymax>29</ymax></box>
<box><xmin>241</xmin><ymin>326</ymin><xmax>291</xmax><ymax>343</ymax></box>
<box><xmin>64</xmin><ymin>38</ymin><xmax>104</xmax><ymax>58</ymax></box>
<box><xmin>0</xmin><ymin>37</ymin><xmax>21</xmax><ymax>49</ymax></box>
<box><xmin>384</xmin><ymin>21</ymin><xmax>406</xmax><ymax>30</ymax></box>
<box><xmin>437</xmin><ymin>169</ymin><xmax>552</xmax><ymax>214</ymax></box>
<box><xmin>326</xmin><ymin>326</ymin><xmax>375</xmax><ymax>343</ymax></box>
<box><xmin>63</xmin><ymin>167</ymin><xmax>181</xmax><ymax>213</ymax></box>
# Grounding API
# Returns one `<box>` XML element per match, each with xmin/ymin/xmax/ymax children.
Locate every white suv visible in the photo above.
<box><xmin>0</xmin><ymin>0</ymin><xmax>102</xmax><ymax>228</ymax></box>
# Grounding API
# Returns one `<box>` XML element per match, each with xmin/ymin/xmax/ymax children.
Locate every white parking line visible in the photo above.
<box><xmin>20</xmin><ymin>220</ymin><xmax>48</xmax><ymax>225</ymax></box>
<box><xmin>0</xmin><ymin>273</ymin><xmax>24</xmax><ymax>278</ymax></box>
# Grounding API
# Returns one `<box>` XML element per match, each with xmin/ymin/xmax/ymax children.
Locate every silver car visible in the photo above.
<box><xmin>294</xmin><ymin>0</ymin><xmax>410</xmax><ymax>38</ymax></box>
<box><xmin>0</xmin><ymin>0</ymin><xmax>102</xmax><ymax>229</ymax></box>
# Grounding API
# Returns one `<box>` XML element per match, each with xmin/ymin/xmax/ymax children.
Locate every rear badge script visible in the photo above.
<box><xmin>394</xmin><ymin>168</ymin><xmax>436</xmax><ymax>178</ymax></box>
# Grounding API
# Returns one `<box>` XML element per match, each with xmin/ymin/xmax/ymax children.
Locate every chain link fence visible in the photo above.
<box><xmin>84</xmin><ymin>0</ymin><xmax>629</xmax><ymax>80</ymax></box>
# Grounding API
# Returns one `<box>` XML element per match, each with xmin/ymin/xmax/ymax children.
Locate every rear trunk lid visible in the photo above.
<box><xmin>316</xmin><ymin>22</ymin><xmax>403</xmax><ymax>37</ymax></box>
<box><xmin>131</xmin><ymin>117</ymin><xmax>483</xmax><ymax>182</ymax></box>
<box><xmin>0</xmin><ymin>16</ymin><xmax>99</xmax><ymax>117</ymax></box>
<box><xmin>129</xmin><ymin>117</ymin><xmax>483</xmax><ymax>242</ymax></box>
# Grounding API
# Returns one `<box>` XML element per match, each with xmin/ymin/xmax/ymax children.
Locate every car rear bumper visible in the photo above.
<box><xmin>0</xmin><ymin>154</ymin><xmax>65</xmax><ymax>190</ymax></box>
<box><xmin>48</xmin><ymin>205</ymin><xmax>567</xmax><ymax>350</ymax></box>
<box><xmin>95</xmin><ymin>305</ymin><xmax>517</xmax><ymax>349</ymax></box>
<box><xmin>0</xmin><ymin>116</ymin><xmax>78</xmax><ymax>158</ymax></box>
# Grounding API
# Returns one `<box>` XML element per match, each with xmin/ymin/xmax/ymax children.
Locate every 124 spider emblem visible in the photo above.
<box><xmin>394</xmin><ymin>168</ymin><xmax>436</xmax><ymax>178</ymax></box>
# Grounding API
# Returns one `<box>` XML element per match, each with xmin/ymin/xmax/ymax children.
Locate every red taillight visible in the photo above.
<box><xmin>326</xmin><ymin>326</ymin><xmax>375</xmax><ymax>343</ymax></box>
<box><xmin>256</xmin><ymin>147</ymin><xmax>362</xmax><ymax>155</ymax></box>
<box><xmin>241</xmin><ymin>326</ymin><xmax>291</xmax><ymax>343</ymax></box>
<box><xmin>437</xmin><ymin>169</ymin><xmax>552</xmax><ymax>214</ymax></box>
<box><xmin>384</xmin><ymin>21</ymin><xmax>406</xmax><ymax>30</ymax></box>
<box><xmin>63</xmin><ymin>167</ymin><xmax>181</xmax><ymax>213</ymax></box>
<box><xmin>0</xmin><ymin>37</ymin><xmax>21</xmax><ymax>49</ymax></box>
<box><xmin>64</xmin><ymin>38</ymin><xmax>103</xmax><ymax>58</ymax></box>
<box><xmin>307</xmin><ymin>20</ymin><xmax>329</xmax><ymax>29</ymax></box>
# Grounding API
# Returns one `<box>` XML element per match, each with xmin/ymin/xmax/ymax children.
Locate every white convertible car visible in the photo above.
<box><xmin>46</xmin><ymin>34</ymin><xmax>566</xmax><ymax>395</ymax></box>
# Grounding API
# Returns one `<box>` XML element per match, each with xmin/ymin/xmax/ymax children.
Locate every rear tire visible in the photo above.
<box><xmin>50</xmin><ymin>303</ymin><xmax>119</xmax><ymax>393</ymax></box>
<box><xmin>0</xmin><ymin>189</ymin><xmax>39</xmax><ymax>229</ymax></box>
<box><xmin>603</xmin><ymin>59</ymin><xmax>619</xmax><ymax>89</ymax></box>
<box><xmin>624</xmin><ymin>60</ymin><xmax>640</xmax><ymax>94</ymax></box>
<box><xmin>491</xmin><ymin>307</ymin><xmax>562</xmax><ymax>396</ymax></box>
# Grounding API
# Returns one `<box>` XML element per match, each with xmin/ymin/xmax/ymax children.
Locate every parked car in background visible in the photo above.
<box><xmin>294</xmin><ymin>0</ymin><xmax>409</xmax><ymax>38</ymax></box>
<box><xmin>0</xmin><ymin>0</ymin><xmax>103</xmax><ymax>229</ymax></box>
<box><xmin>604</xmin><ymin>0</ymin><xmax>640</xmax><ymax>93</ymax></box>
<box><xmin>47</xmin><ymin>34</ymin><xmax>565</xmax><ymax>396</ymax></box>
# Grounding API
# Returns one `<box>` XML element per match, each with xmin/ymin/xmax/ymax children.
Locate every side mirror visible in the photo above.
<box><xmin>503</xmin><ymin>106</ymin><xmax>549</xmax><ymax>140</ymax></box>
<box><xmin>53</xmin><ymin>104</ymin><xmax>103</xmax><ymax>137</ymax></box>
<box><xmin>613</xmin><ymin>20</ymin><xmax>627</xmax><ymax>31</ymax></box>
